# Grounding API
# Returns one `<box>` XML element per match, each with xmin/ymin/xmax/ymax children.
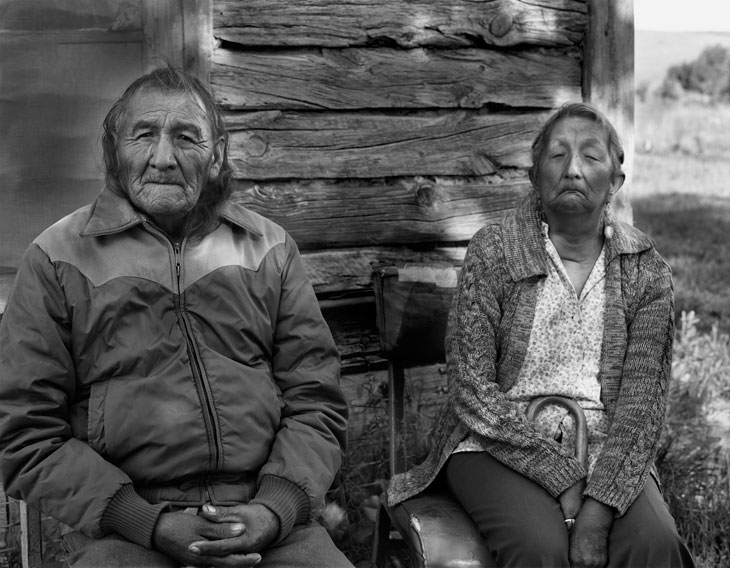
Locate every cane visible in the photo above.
<box><xmin>525</xmin><ymin>395</ymin><xmax>589</xmax><ymax>470</ymax></box>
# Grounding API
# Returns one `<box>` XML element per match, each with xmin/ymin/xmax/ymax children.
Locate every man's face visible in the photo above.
<box><xmin>116</xmin><ymin>88</ymin><xmax>223</xmax><ymax>230</ymax></box>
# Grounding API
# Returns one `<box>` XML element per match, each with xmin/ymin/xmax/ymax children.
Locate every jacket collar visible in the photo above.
<box><xmin>502</xmin><ymin>192</ymin><xmax>655</xmax><ymax>282</ymax></box>
<box><xmin>80</xmin><ymin>187</ymin><xmax>263</xmax><ymax>238</ymax></box>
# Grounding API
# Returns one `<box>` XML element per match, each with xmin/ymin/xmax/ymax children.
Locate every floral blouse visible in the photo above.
<box><xmin>454</xmin><ymin>222</ymin><xmax>610</xmax><ymax>477</ymax></box>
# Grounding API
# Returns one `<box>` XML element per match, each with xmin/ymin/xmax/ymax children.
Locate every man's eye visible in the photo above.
<box><xmin>178</xmin><ymin>134</ymin><xmax>196</xmax><ymax>143</ymax></box>
<box><xmin>135</xmin><ymin>132</ymin><xmax>153</xmax><ymax>139</ymax></box>
<box><xmin>550</xmin><ymin>153</ymin><xmax>565</xmax><ymax>159</ymax></box>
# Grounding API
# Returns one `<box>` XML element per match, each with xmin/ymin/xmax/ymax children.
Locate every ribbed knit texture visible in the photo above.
<box><xmin>100</xmin><ymin>484</ymin><xmax>169</xmax><ymax>548</ymax></box>
<box><xmin>250</xmin><ymin>474</ymin><xmax>310</xmax><ymax>543</ymax></box>
<box><xmin>387</xmin><ymin>193</ymin><xmax>674</xmax><ymax>517</ymax></box>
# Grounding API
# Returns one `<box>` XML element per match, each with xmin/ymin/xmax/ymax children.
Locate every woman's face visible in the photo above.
<box><xmin>534</xmin><ymin>116</ymin><xmax>623</xmax><ymax>219</ymax></box>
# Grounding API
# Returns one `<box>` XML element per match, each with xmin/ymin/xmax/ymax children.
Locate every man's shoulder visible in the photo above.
<box><xmin>34</xmin><ymin>204</ymin><xmax>95</xmax><ymax>255</ymax></box>
<box><xmin>220</xmin><ymin>200</ymin><xmax>288</xmax><ymax>244</ymax></box>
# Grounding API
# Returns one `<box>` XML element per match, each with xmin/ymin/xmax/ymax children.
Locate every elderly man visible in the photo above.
<box><xmin>0</xmin><ymin>67</ymin><xmax>352</xmax><ymax>568</ymax></box>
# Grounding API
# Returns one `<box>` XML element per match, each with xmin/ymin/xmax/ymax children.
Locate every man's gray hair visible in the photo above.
<box><xmin>101</xmin><ymin>66</ymin><xmax>233</xmax><ymax>236</ymax></box>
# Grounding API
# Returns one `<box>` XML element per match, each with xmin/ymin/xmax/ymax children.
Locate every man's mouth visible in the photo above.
<box><xmin>145</xmin><ymin>180</ymin><xmax>182</xmax><ymax>186</ymax></box>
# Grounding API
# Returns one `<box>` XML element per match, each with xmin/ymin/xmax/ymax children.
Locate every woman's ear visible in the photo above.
<box><xmin>610</xmin><ymin>172</ymin><xmax>626</xmax><ymax>195</ymax></box>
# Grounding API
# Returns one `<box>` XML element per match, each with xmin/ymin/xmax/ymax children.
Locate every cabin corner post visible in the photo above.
<box><xmin>583</xmin><ymin>0</ymin><xmax>635</xmax><ymax>224</ymax></box>
<box><xmin>141</xmin><ymin>0</ymin><xmax>212</xmax><ymax>84</ymax></box>
<box><xmin>183</xmin><ymin>0</ymin><xmax>213</xmax><ymax>84</ymax></box>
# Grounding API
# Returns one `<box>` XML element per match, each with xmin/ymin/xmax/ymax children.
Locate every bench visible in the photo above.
<box><xmin>370</xmin><ymin>264</ymin><xmax>494</xmax><ymax>568</ymax></box>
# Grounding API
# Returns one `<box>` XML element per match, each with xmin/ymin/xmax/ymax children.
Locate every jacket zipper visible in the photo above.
<box><xmin>172</xmin><ymin>240</ymin><xmax>223</xmax><ymax>473</ymax></box>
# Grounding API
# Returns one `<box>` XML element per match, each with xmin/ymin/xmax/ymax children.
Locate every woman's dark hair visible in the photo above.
<box><xmin>101</xmin><ymin>66</ymin><xmax>233</xmax><ymax>236</ymax></box>
<box><xmin>528</xmin><ymin>102</ymin><xmax>624</xmax><ymax>188</ymax></box>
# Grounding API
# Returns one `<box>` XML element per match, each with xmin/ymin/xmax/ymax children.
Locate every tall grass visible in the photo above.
<box><xmin>658</xmin><ymin>312</ymin><xmax>730</xmax><ymax>568</ymax></box>
<box><xmin>636</xmin><ymin>97</ymin><xmax>730</xmax><ymax>567</ymax></box>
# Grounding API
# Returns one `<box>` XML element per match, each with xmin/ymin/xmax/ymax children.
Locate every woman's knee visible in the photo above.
<box><xmin>491</xmin><ymin>521</ymin><xmax>569</xmax><ymax>567</ymax></box>
<box><xmin>608</xmin><ymin>479</ymin><xmax>695</xmax><ymax>567</ymax></box>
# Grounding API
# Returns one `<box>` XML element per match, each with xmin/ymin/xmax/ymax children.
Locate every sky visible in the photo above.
<box><xmin>635</xmin><ymin>0</ymin><xmax>730</xmax><ymax>32</ymax></box>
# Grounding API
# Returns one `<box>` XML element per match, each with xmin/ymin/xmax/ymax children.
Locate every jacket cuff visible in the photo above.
<box><xmin>100</xmin><ymin>484</ymin><xmax>169</xmax><ymax>548</ymax></box>
<box><xmin>249</xmin><ymin>475</ymin><xmax>309</xmax><ymax>542</ymax></box>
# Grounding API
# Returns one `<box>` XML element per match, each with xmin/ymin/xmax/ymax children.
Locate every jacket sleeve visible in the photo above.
<box><xmin>249</xmin><ymin>235</ymin><xmax>348</xmax><ymax>541</ymax></box>
<box><xmin>585</xmin><ymin>250</ymin><xmax>674</xmax><ymax>515</ymax></box>
<box><xmin>0</xmin><ymin>245</ymin><xmax>167</xmax><ymax>543</ymax></box>
<box><xmin>447</xmin><ymin>229</ymin><xmax>586</xmax><ymax>498</ymax></box>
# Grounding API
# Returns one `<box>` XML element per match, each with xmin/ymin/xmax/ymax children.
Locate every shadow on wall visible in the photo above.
<box><xmin>0</xmin><ymin>0</ymin><xmax>144</xmax><ymax>269</ymax></box>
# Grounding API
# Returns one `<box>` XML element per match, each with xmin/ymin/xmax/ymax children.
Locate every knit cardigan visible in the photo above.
<box><xmin>387</xmin><ymin>194</ymin><xmax>674</xmax><ymax>516</ymax></box>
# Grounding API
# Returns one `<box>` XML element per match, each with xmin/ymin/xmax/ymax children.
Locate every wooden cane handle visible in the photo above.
<box><xmin>526</xmin><ymin>395</ymin><xmax>589</xmax><ymax>470</ymax></box>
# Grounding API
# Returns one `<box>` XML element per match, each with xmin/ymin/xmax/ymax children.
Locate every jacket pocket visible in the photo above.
<box><xmin>87</xmin><ymin>380</ymin><xmax>110</xmax><ymax>455</ymax></box>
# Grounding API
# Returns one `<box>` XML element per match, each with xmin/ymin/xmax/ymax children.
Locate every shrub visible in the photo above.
<box><xmin>658</xmin><ymin>311</ymin><xmax>730</xmax><ymax>567</ymax></box>
<box><xmin>661</xmin><ymin>44</ymin><xmax>730</xmax><ymax>101</ymax></box>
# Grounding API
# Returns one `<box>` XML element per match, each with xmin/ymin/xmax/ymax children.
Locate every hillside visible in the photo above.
<box><xmin>636</xmin><ymin>30</ymin><xmax>730</xmax><ymax>87</ymax></box>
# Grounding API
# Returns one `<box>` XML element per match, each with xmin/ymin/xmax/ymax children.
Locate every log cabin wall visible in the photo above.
<box><xmin>195</xmin><ymin>1</ymin><xmax>633</xmax><ymax>493</ymax></box>
<box><xmin>207</xmin><ymin>0</ymin><xmax>587</xmax><ymax>374</ymax></box>
<box><xmin>200</xmin><ymin>0</ymin><xmax>601</xmax><ymax>493</ymax></box>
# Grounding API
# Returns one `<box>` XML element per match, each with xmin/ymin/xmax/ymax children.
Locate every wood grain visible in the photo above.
<box><xmin>300</xmin><ymin>246</ymin><xmax>467</xmax><ymax>295</ymax></box>
<box><xmin>212</xmin><ymin>47</ymin><xmax>581</xmax><ymax>110</ymax></box>
<box><xmin>225</xmin><ymin>109</ymin><xmax>549</xmax><ymax>178</ymax></box>
<box><xmin>230</xmin><ymin>173</ymin><xmax>531</xmax><ymax>248</ymax></box>
<box><xmin>213</xmin><ymin>0</ymin><xmax>587</xmax><ymax>48</ymax></box>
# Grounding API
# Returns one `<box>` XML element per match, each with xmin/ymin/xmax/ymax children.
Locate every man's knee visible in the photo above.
<box><xmin>63</xmin><ymin>532</ymin><xmax>177</xmax><ymax>568</ymax></box>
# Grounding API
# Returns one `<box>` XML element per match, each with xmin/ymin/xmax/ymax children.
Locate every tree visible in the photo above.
<box><xmin>661</xmin><ymin>44</ymin><xmax>730</xmax><ymax>100</ymax></box>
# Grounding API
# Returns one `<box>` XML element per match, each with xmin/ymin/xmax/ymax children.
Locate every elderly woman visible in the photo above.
<box><xmin>388</xmin><ymin>103</ymin><xmax>694</xmax><ymax>567</ymax></box>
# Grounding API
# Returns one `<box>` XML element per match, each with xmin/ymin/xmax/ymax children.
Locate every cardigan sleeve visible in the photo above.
<box><xmin>584</xmin><ymin>250</ymin><xmax>674</xmax><ymax>515</ymax></box>
<box><xmin>447</xmin><ymin>228</ymin><xmax>587</xmax><ymax>499</ymax></box>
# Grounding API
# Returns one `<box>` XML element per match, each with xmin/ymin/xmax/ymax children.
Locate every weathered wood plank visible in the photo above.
<box><xmin>182</xmin><ymin>0</ymin><xmax>213</xmax><ymax>81</ymax></box>
<box><xmin>213</xmin><ymin>0</ymin><xmax>587</xmax><ymax>48</ymax></box>
<box><xmin>212</xmin><ymin>47</ymin><xmax>581</xmax><ymax>110</ymax></box>
<box><xmin>230</xmin><ymin>173</ymin><xmax>530</xmax><ymax>248</ymax></box>
<box><xmin>584</xmin><ymin>0</ymin><xmax>634</xmax><ymax>224</ymax></box>
<box><xmin>141</xmin><ymin>0</ymin><xmax>184</xmax><ymax>70</ymax></box>
<box><xmin>301</xmin><ymin>246</ymin><xmax>467</xmax><ymax>296</ymax></box>
<box><xmin>321</xmin><ymin>298</ymin><xmax>382</xmax><ymax>368</ymax></box>
<box><xmin>225</xmin><ymin>110</ymin><xmax>550</xmax><ymax>178</ymax></box>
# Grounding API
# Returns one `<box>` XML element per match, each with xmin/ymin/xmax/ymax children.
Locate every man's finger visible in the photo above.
<box><xmin>190</xmin><ymin>536</ymin><xmax>251</xmax><ymax>557</ymax></box>
<box><xmin>201</xmin><ymin>552</ymin><xmax>262</xmax><ymax>567</ymax></box>
<box><xmin>200</xmin><ymin>504</ymin><xmax>243</xmax><ymax>523</ymax></box>
<box><xmin>196</xmin><ymin>521</ymin><xmax>246</xmax><ymax>542</ymax></box>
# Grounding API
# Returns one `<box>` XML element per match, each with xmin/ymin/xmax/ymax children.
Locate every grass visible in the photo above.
<box><xmin>634</xmin><ymin>97</ymin><xmax>730</xmax><ymax>567</ymax></box>
<box><xmin>632</xmin><ymin>99</ymin><xmax>730</xmax><ymax>334</ymax></box>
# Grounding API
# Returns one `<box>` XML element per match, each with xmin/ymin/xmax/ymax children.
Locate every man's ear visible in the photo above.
<box><xmin>209</xmin><ymin>136</ymin><xmax>226</xmax><ymax>179</ymax></box>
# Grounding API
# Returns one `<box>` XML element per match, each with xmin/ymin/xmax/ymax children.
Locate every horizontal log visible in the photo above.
<box><xmin>321</xmin><ymin>298</ymin><xmax>382</xmax><ymax>367</ymax></box>
<box><xmin>231</xmin><ymin>173</ymin><xmax>531</xmax><ymax>248</ymax></box>
<box><xmin>301</xmin><ymin>246</ymin><xmax>467</xmax><ymax>296</ymax></box>
<box><xmin>212</xmin><ymin>47</ymin><xmax>581</xmax><ymax>110</ymax></box>
<box><xmin>213</xmin><ymin>0</ymin><xmax>587</xmax><ymax>48</ymax></box>
<box><xmin>225</xmin><ymin>109</ymin><xmax>550</xmax><ymax>178</ymax></box>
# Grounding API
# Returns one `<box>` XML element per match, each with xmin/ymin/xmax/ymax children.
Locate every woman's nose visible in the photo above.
<box><xmin>150</xmin><ymin>135</ymin><xmax>176</xmax><ymax>169</ymax></box>
<box><xmin>564</xmin><ymin>153</ymin><xmax>582</xmax><ymax>178</ymax></box>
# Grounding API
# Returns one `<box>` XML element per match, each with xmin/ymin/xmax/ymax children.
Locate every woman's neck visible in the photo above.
<box><xmin>544</xmin><ymin>213</ymin><xmax>604</xmax><ymax>263</ymax></box>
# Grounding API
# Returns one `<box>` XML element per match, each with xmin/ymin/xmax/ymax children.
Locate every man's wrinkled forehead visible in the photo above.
<box><xmin>119</xmin><ymin>86</ymin><xmax>213</xmax><ymax>135</ymax></box>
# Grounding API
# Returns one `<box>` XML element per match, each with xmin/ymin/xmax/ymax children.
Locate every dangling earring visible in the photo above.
<box><xmin>535</xmin><ymin>194</ymin><xmax>547</xmax><ymax>224</ymax></box>
<box><xmin>603</xmin><ymin>201</ymin><xmax>614</xmax><ymax>240</ymax></box>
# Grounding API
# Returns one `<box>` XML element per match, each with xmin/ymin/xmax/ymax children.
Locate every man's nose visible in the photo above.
<box><xmin>149</xmin><ymin>135</ymin><xmax>177</xmax><ymax>169</ymax></box>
